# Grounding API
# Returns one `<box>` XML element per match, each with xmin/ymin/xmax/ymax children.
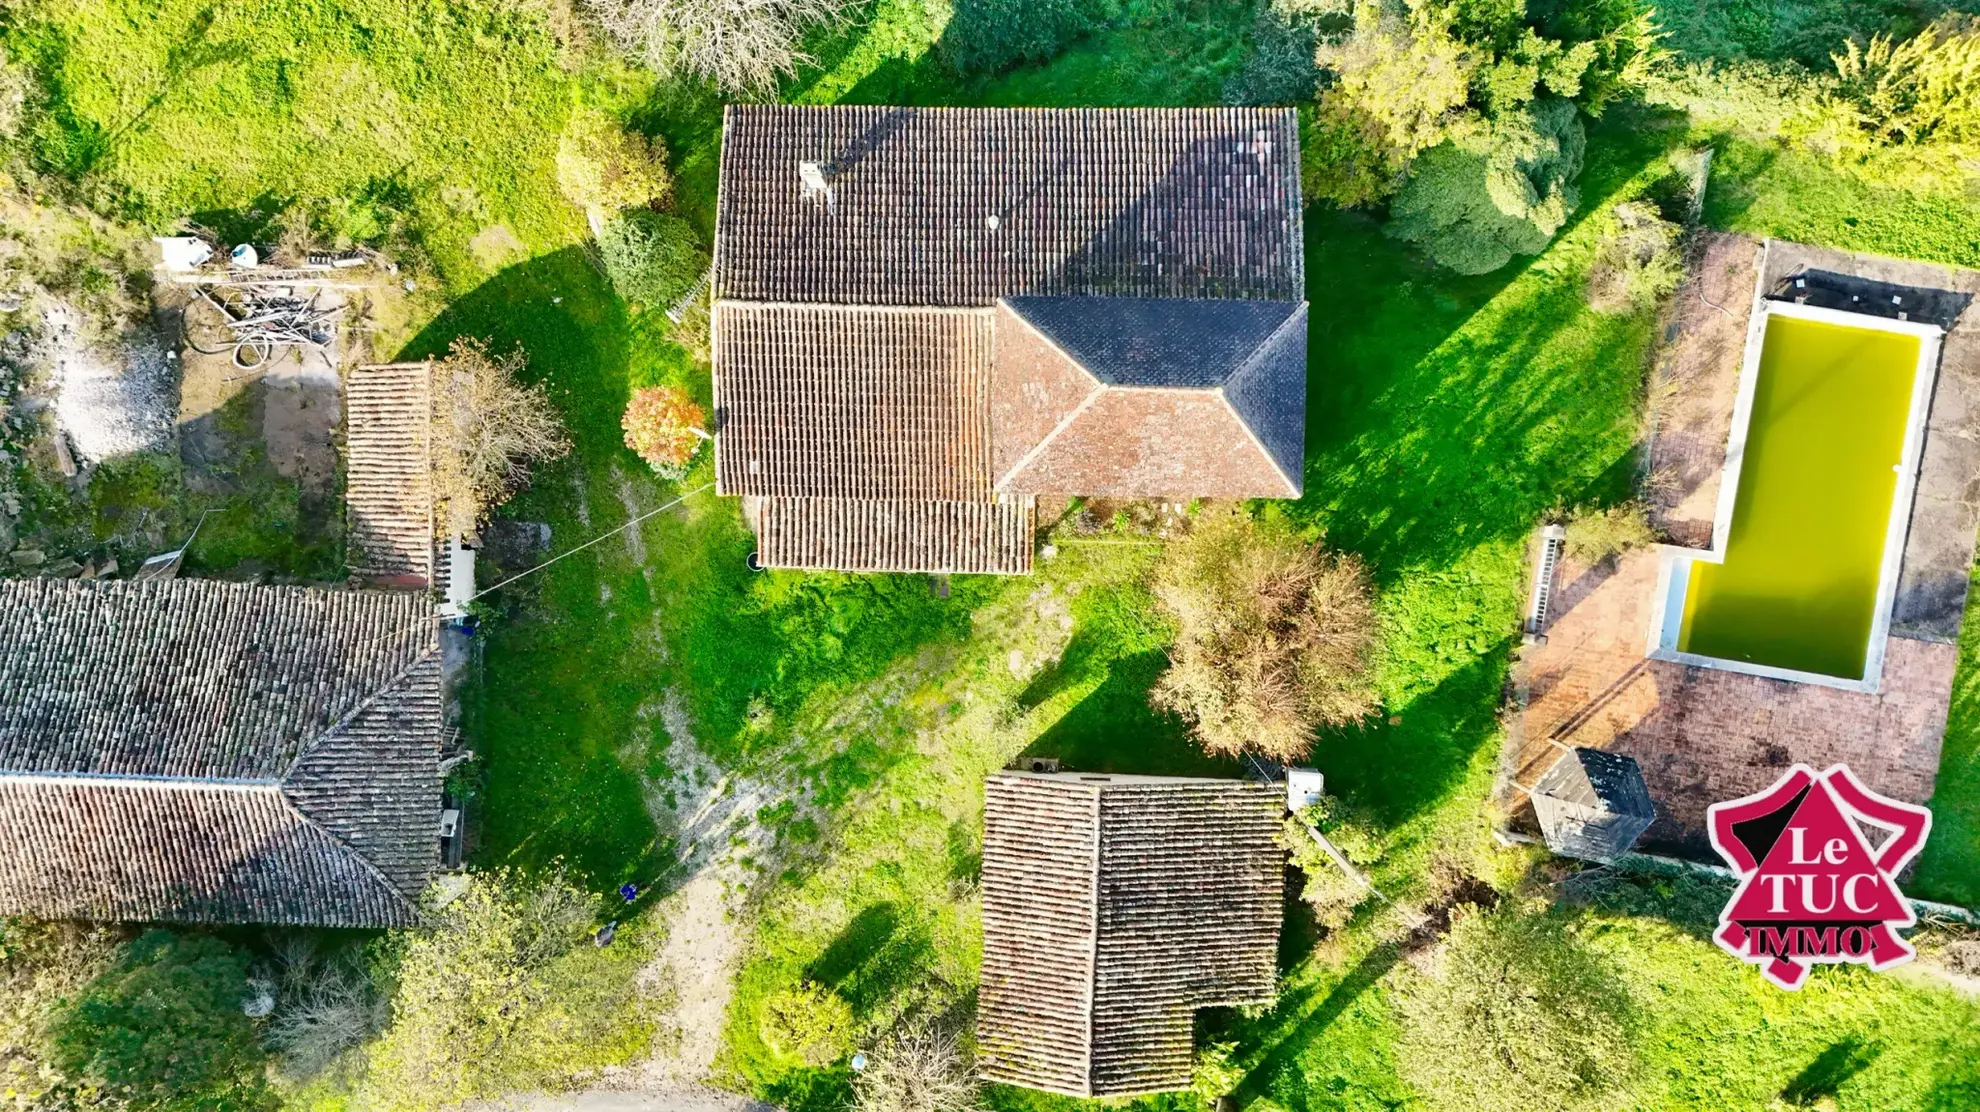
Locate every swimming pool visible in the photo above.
<box><xmin>1649</xmin><ymin>300</ymin><xmax>1943</xmax><ymax>691</ymax></box>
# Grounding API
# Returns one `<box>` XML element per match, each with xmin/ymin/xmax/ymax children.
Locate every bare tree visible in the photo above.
<box><xmin>263</xmin><ymin>935</ymin><xmax>386</xmax><ymax>1083</ymax></box>
<box><xmin>430</xmin><ymin>338</ymin><xmax>572</xmax><ymax>538</ymax></box>
<box><xmin>584</xmin><ymin>0</ymin><xmax>858</xmax><ymax>96</ymax></box>
<box><xmin>853</xmin><ymin>1023</ymin><xmax>979</xmax><ymax>1112</ymax></box>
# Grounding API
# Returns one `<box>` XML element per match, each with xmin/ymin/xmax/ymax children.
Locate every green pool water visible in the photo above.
<box><xmin>1678</xmin><ymin>314</ymin><xmax>1921</xmax><ymax>680</ymax></box>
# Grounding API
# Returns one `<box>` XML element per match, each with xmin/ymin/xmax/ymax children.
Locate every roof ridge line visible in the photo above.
<box><xmin>0</xmin><ymin>771</ymin><xmax>281</xmax><ymax>791</ymax></box>
<box><xmin>277</xmin><ymin>646</ymin><xmax>441</xmax><ymax>786</ymax></box>
<box><xmin>992</xmin><ymin>302</ymin><xmax>1103</xmax><ymax>492</ymax></box>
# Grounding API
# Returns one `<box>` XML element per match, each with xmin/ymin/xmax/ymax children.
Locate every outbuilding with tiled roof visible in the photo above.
<box><xmin>976</xmin><ymin>771</ymin><xmax>1286</xmax><ymax>1097</ymax></box>
<box><xmin>0</xmin><ymin>578</ymin><xmax>447</xmax><ymax>927</ymax></box>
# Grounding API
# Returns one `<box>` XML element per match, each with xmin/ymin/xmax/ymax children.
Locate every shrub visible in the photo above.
<box><xmin>360</xmin><ymin>869</ymin><xmax>655</xmax><ymax>1110</ymax></box>
<box><xmin>1585</xmin><ymin>201</ymin><xmax>1682</xmax><ymax>313</ymax></box>
<box><xmin>758</xmin><ymin>981</ymin><xmax>855</xmax><ymax>1068</ymax></box>
<box><xmin>51</xmin><ymin>930</ymin><xmax>274</xmax><ymax>1111</ymax></box>
<box><xmin>938</xmin><ymin>0</ymin><xmax>1104</xmax><ymax>75</ymax></box>
<box><xmin>852</xmin><ymin>1022</ymin><xmax>977</xmax><ymax>1112</ymax></box>
<box><xmin>1284</xmin><ymin>796</ymin><xmax>1385</xmax><ymax>929</ymax></box>
<box><xmin>430</xmin><ymin>338</ymin><xmax>573</xmax><ymax>537</ymax></box>
<box><xmin>598</xmin><ymin>209</ymin><xmax>707</xmax><ymax>309</ymax></box>
<box><xmin>1396</xmin><ymin>904</ymin><xmax>1640</xmax><ymax>1112</ymax></box>
<box><xmin>622</xmin><ymin>384</ymin><xmax>710</xmax><ymax>479</ymax></box>
<box><xmin>585</xmin><ymin>0</ymin><xmax>858</xmax><ymax>95</ymax></box>
<box><xmin>263</xmin><ymin>937</ymin><xmax>385</xmax><ymax>1084</ymax></box>
<box><xmin>1562</xmin><ymin>501</ymin><xmax>1655</xmax><ymax>563</ymax></box>
<box><xmin>1</xmin><ymin>918</ymin><xmax>122</xmax><ymax>1110</ymax></box>
<box><xmin>1827</xmin><ymin>15</ymin><xmax>1980</xmax><ymax>149</ymax></box>
<box><xmin>1386</xmin><ymin>96</ymin><xmax>1585</xmax><ymax>275</ymax></box>
<box><xmin>1223</xmin><ymin>7</ymin><xmax>1322</xmax><ymax>107</ymax></box>
<box><xmin>1150</xmin><ymin>512</ymin><xmax>1382</xmax><ymax>761</ymax></box>
<box><xmin>555</xmin><ymin>107</ymin><xmax>671</xmax><ymax>214</ymax></box>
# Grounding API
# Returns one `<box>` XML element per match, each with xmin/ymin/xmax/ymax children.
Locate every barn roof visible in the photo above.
<box><xmin>712</xmin><ymin>105</ymin><xmax>1308</xmax><ymax>574</ymax></box>
<box><xmin>0</xmin><ymin>579</ymin><xmax>444</xmax><ymax>927</ymax></box>
<box><xmin>977</xmin><ymin>773</ymin><xmax>1285</xmax><ymax>1097</ymax></box>
<box><xmin>1532</xmin><ymin>747</ymin><xmax>1656</xmax><ymax>862</ymax></box>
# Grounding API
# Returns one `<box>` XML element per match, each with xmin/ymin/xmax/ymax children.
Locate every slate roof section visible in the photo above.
<box><xmin>978</xmin><ymin>773</ymin><xmax>1285</xmax><ymax>1097</ymax></box>
<box><xmin>990</xmin><ymin>300</ymin><xmax>1306</xmax><ymax>498</ymax></box>
<box><xmin>1002</xmin><ymin>297</ymin><xmax>1301</xmax><ymax>387</ymax></box>
<box><xmin>0</xmin><ymin>579</ymin><xmax>444</xmax><ymax>927</ymax></box>
<box><xmin>1531</xmin><ymin>747</ymin><xmax>1656</xmax><ymax>863</ymax></box>
<box><xmin>716</xmin><ymin>106</ymin><xmax>1304</xmax><ymax>307</ymax></box>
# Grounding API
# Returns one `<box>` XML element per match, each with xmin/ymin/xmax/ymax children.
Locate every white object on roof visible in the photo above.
<box><xmin>230</xmin><ymin>243</ymin><xmax>259</xmax><ymax>268</ymax></box>
<box><xmin>154</xmin><ymin>237</ymin><xmax>213</xmax><ymax>272</ymax></box>
<box><xmin>1286</xmin><ymin>767</ymin><xmax>1325</xmax><ymax>812</ymax></box>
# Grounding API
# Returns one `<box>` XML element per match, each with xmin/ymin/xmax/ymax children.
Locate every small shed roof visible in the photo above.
<box><xmin>977</xmin><ymin>772</ymin><xmax>1285</xmax><ymax>1097</ymax></box>
<box><xmin>347</xmin><ymin>361</ymin><xmax>445</xmax><ymax>590</ymax></box>
<box><xmin>1531</xmin><ymin>747</ymin><xmax>1656</xmax><ymax>862</ymax></box>
<box><xmin>0</xmin><ymin>579</ymin><xmax>444</xmax><ymax>926</ymax></box>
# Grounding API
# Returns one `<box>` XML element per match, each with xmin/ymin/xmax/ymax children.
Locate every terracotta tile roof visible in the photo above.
<box><xmin>978</xmin><ymin>773</ymin><xmax>1285</xmax><ymax>1097</ymax></box>
<box><xmin>713</xmin><ymin>303</ymin><xmax>994</xmax><ymax>500</ymax></box>
<box><xmin>713</xmin><ymin>106</ymin><xmax>1308</xmax><ymax>571</ymax></box>
<box><xmin>0</xmin><ymin>579</ymin><xmax>443</xmax><ymax>927</ymax></box>
<box><xmin>755</xmin><ymin>496</ymin><xmax>1033</xmax><ymax>574</ymax></box>
<box><xmin>716</xmin><ymin>106</ymin><xmax>1304</xmax><ymax>307</ymax></box>
<box><xmin>346</xmin><ymin>362</ymin><xmax>438</xmax><ymax>587</ymax></box>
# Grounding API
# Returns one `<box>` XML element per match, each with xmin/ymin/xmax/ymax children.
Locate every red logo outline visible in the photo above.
<box><xmin>1706</xmin><ymin>764</ymin><xmax>1931</xmax><ymax>990</ymax></box>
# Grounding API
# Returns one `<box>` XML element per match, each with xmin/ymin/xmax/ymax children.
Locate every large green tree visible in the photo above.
<box><xmin>1397</xmin><ymin>904</ymin><xmax>1640</xmax><ymax>1112</ymax></box>
<box><xmin>1384</xmin><ymin>95</ymin><xmax>1585</xmax><ymax>274</ymax></box>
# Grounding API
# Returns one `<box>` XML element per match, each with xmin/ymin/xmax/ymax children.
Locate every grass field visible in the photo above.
<box><xmin>8</xmin><ymin>0</ymin><xmax>1980</xmax><ymax>1107</ymax></box>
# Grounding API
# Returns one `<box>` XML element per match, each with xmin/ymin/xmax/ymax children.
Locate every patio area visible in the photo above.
<box><xmin>1506</xmin><ymin>236</ymin><xmax>1980</xmax><ymax>857</ymax></box>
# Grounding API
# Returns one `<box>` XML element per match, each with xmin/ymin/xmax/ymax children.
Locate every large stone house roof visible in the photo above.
<box><xmin>713</xmin><ymin>106</ymin><xmax>1308</xmax><ymax>575</ymax></box>
<box><xmin>0</xmin><ymin>578</ymin><xmax>444</xmax><ymax>927</ymax></box>
<box><xmin>977</xmin><ymin>772</ymin><xmax>1285</xmax><ymax>1097</ymax></box>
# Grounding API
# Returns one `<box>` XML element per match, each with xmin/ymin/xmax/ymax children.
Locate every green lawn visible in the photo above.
<box><xmin>10</xmin><ymin>0</ymin><xmax>1980</xmax><ymax>1107</ymax></box>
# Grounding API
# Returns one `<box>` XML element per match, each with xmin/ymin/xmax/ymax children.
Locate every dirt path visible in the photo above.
<box><xmin>624</xmin><ymin>691</ymin><xmax>790</xmax><ymax>1088</ymax></box>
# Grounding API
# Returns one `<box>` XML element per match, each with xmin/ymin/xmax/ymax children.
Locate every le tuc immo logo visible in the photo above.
<box><xmin>1707</xmin><ymin>764</ymin><xmax>1932</xmax><ymax>990</ymax></box>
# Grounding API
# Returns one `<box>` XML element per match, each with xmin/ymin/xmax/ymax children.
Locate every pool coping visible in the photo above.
<box><xmin>1645</xmin><ymin>298</ymin><xmax>1946</xmax><ymax>693</ymax></box>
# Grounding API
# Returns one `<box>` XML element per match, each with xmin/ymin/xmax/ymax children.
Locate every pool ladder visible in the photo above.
<box><xmin>1525</xmin><ymin>524</ymin><xmax>1567</xmax><ymax>641</ymax></box>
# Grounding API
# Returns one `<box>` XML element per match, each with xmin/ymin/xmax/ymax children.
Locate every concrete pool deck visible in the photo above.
<box><xmin>1507</xmin><ymin>237</ymin><xmax>1980</xmax><ymax>857</ymax></box>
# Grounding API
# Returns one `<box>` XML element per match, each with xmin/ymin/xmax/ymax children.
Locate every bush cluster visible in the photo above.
<box><xmin>598</xmin><ymin>209</ymin><xmax>708</xmax><ymax>310</ymax></box>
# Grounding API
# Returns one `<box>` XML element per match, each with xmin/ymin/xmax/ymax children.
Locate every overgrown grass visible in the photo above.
<box><xmin>8</xmin><ymin>0</ymin><xmax>600</xmax><ymax>291</ymax></box>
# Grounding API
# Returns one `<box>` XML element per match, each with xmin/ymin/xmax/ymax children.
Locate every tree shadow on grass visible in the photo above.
<box><xmin>1781</xmin><ymin>1037</ymin><xmax>1882</xmax><ymax>1108</ymax></box>
<box><xmin>1297</xmin><ymin>117</ymin><xmax>1682</xmax><ymax>586</ymax></box>
<box><xmin>807</xmin><ymin>901</ymin><xmax>934</xmax><ymax>1018</ymax></box>
<box><xmin>1232</xmin><ymin>943</ymin><xmax>1403</xmax><ymax>1107</ymax></box>
<box><xmin>1321</xmin><ymin>645</ymin><xmax>1512</xmax><ymax>828</ymax></box>
<box><xmin>1021</xmin><ymin>648</ymin><xmax>1240</xmax><ymax>779</ymax></box>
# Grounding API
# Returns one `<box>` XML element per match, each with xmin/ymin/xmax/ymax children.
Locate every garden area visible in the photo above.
<box><xmin>4</xmin><ymin>0</ymin><xmax>1980</xmax><ymax>1109</ymax></box>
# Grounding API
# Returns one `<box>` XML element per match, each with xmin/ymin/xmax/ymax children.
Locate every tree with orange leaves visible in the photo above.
<box><xmin>622</xmin><ymin>385</ymin><xmax>710</xmax><ymax>479</ymax></box>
